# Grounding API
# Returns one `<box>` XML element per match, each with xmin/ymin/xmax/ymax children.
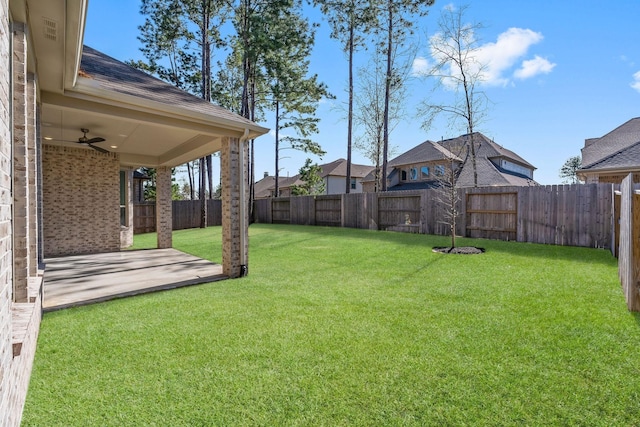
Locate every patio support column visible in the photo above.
<box><xmin>12</xmin><ymin>22</ymin><xmax>29</xmax><ymax>302</ymax></box>
<box><xmin>221</xmin><ymin>136</ymin><xmax>248</xmax><ymax>278</ymax></box>
<box><xmin>27</xmin><ymin>74</ymin><xmax>38</xmax><ymax>278</ymax></box>
<box><xmin>156</xmin><ymin>166</ymin><xmax>172</xmax><ymax>249</ymax></box>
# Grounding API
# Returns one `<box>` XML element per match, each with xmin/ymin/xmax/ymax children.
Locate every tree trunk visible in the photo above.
<box><xmin>346</xmin><ymin>19</ymin><xmax>354</xmax><ymax>194</ymax></box>
<box><xmin>206</xmin><ymin>154</ymin><xmax>213</xmax><ymax>199</ymax></box>
<box><xmin>187</xmin><ymin>161</ymin><xmax>194</xmax><ymax>200</ymax></box>
<box><xmin>381</xmin><ymin>2</ymin><xmax>393</xmax><ymax>192</ymax></box>
<box><xmin>274</xmin><ymin>100</ymin><xmax>280</xmax><ymax>197</ymax></box>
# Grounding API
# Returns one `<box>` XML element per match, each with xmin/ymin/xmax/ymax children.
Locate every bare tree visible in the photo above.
<box><xmin>354</xmin><ymin>41</ymin><xmax>413</xmax><ymax>191</ymax></box>
<box><xmin>373</xmin><ymin>0</ymin><xmax>435</xmax><ymax>191</ymax></box>
<box><xmin>433</xmin><ymin>144</ymin><xmax>463</xmax><ymax>249</ymax></box>
<box><xmin>419</xmin><ymin>4</ymin><xmax>489</xmax><ymax>187</ymax></box>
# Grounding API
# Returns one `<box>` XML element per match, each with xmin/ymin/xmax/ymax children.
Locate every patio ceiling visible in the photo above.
<box><xmin>25</xmin><ymin>0</ymin><xmax>268</xmax><ymax>168</ymax></box>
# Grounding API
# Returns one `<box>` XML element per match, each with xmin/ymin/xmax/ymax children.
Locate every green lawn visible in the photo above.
<box><xmin>22</xmin><ymin>224</ymin><xmax>640</xmax><ymax>426</ymax></box>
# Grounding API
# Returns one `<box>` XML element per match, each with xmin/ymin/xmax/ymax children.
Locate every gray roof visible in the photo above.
<box><xmin>580</xmin><ymin>117</ymin><xmax>640</xmax><ymax>170</ymax></box>
<box><xmin>278</xmin><ymin>159</ymin><xmax>375</xmax><ymax>190</ymax></box>
<box><xmin>80</xmin><ymin>46</ymin><xmax>257</xmax><ymax>128</ymax></box>
<box><xmin>439</xmin><ymin>133</ymin><xmax>535</xmax><ymax>169</ymax></box>
<box><xmin>580</xmin><ymin>140</ymin><xmax>640</xmax><ymax>171</ymax></box>
<box><xmin>319</xmin><ymin>158</ymin><xmax>375</xmax><ymax>178</ymax></box>
<box><xmin>431</xmin><ymin>133</ymin><xmax>536</xmax><ymax>187</ymax></box>
<box><xmin>254</xmin><ymin>175</ymin><xmax>291</xmax><ymax>198</ymax></box>
<box><xmin>389</xmin><ymin>140</ymin><xmax>461</xmax><ymax>167</ymax></box>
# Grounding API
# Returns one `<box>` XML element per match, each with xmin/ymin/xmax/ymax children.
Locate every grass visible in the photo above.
<box><xmin>22</xmin><ymin>224</ymin><xmax>640</xmax><ymax>426</ymax></box>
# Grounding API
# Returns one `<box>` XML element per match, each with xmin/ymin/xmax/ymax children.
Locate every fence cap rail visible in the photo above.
<box><xmin>614</xmin><ymin>190</ymin><xmax>640</xmax><ymax>196</ymax></box>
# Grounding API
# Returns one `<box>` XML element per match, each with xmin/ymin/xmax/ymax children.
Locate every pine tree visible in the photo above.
<box><xmin>313</xmin><ymin>0</ymin><xmax>377</xmax><ymax>193</ymax></box>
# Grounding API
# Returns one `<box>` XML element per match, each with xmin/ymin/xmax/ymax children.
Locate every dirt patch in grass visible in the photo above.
<box><xmin>432</xmin><ymin>246</ymin><xmax>485</xmax><ymax>255</ymax></box>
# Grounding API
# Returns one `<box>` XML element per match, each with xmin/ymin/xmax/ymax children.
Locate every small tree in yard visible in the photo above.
<box><xmin>291</xmin><ymin>159</ymin><xmax>325</xmax><ymax>196</ymax></box>
<box><xmin>433</xmin><ymin>154</ymin><xmax>461</xmax><ymax>250</ymax></box>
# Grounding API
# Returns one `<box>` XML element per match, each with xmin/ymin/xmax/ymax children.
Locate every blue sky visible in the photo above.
<box><xmin>84</xmin><ymin>1</ymin><xmax>640</xmax><ymax>186</ymax></box>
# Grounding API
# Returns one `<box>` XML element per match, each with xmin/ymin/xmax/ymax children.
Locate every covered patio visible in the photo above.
<box><xmin>43</xmin><ymin>249</ymin><xmax>226</xmax><ymax>312</ymax></box>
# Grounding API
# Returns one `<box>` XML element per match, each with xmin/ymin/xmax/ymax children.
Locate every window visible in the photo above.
<box><xmin>435</xmin><ymin>165</ymin><xmax>445</xmax><ymax>176</ymax></box>
<box><xmin>401</xmin><ymin>170</ymin><xmax>407</xmax><ymax>181</ymax></box>
<box><xmin>410</xmin><ymin>167</ymin><xmax>418</xmax><ymax>181</ymax></box>
<box><xmin>120</xmin><ymin>171</ymin><xmax>127</xmax><ymax>226</ymax></box>
<box><xmin>350</xmin><ymin>178</ymin><xmax>357</xmax><ymax>190</ymax></box>
<box><xmin>421</xmin><ymin>166</ymin><xmax>429</xmax><ymax>179</ymax></box>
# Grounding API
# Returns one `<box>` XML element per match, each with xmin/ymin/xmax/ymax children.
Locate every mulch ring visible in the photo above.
<box><xmin>432</xmin><ymin>246</ymin><xmax>485</xmax><ymax>255</ymax></box>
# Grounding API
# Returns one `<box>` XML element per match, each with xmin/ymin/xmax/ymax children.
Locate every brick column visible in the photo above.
<box><xmin>26</xmin><ymin>73</ymin><xmax>37</xmax><ymax>276</ymax></box>
<box><xmin>156</xmin><ymin>166</ymin><xmax>172</xmax><ymax>249</ymax></box>
<box><xmin>12</xmin><ymin>23</ymin><xmax>29</xmax><ymax>302</ymax></box>
<box><xmin>221</xmin><ymin>137</ymin><xmax>248</xmax><ymax>278</ymax></box>
<box><xmin>120</xmin><ymin>169</ymin><xmax>134</xmax><ymax>249</ymax></box>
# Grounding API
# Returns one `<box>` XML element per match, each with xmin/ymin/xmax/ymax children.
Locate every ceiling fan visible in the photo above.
<box><xmin>75</xmin><ymin>128</ymin><xmax>108</xmax><ymax>153</ymax></box>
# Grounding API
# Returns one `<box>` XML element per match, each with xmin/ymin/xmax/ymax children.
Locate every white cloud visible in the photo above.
<box><xmin>632</xmin><ymin>71</ymin><xmax>640</xmax><ymax>93</ymax></box>
<box><xmin>514</xmin><ymin>55</ymin><xmax>556</xmax><ymax>79</ymax></box>
<box><xmin>429</xmin><ymin>27</ymin><xmax>552</xmax><ymax>87</ymax></box>
<box><xmin>476</xmin><ymin>28</ymin><xmax>544</xmax><ymax>85</ymax></box>
<box><xmin>411</xmin><ymin>56</ymin><xmax>431</xmax><ymax>77</ymax></box>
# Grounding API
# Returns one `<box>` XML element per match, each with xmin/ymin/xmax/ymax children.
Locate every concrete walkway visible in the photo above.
<box><xmin>43</xmin><ymin>249</ymin><xmax>226</xmax><ymax>311</ymax></box>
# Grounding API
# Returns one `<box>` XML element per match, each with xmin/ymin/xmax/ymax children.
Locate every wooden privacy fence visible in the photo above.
<box><xmin>615</xmin><ymin>174</ymin><xmax>640</xmax><ymax>311</ymax></box>
<box><xmin>133</xmin><ymin>199</ymin><xmax>222</xmax><ymax>234</ymax></box>
<box><xmin>254</xmin><ymin>184</ymin><xmax>614</xmax><ymax>249</ymax></box>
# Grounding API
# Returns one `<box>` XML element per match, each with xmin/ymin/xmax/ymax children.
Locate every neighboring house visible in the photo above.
<box><xmin>439</xmin><ymin>133</ymin><xmax>537</xmax><ymax>187</ymax></box>
<box><xmin>578</xmin><ymin>117</ymin><xmax>640</xmax><ymax>184</ymax></box>
<box><xmin>1</xmin><ymin>2</ymin><xmax>268</xmax><ymax>425</ymax></box>
<box><xmin>254</xmin><ymin>173</ymin><xmax>289</xmax><ymax>199</ymax></box>
<box><xmin>268</xmin><ymin>158</ymin><xmax>375</xmax><ymax>197</ymax></box>
<box><xmin>362</xmin><ymin>140</ymin><xmax>461</xmax><ymax>192</ymax></box>
<box><xmin>363</xmin><ymin>133</ymin><xmax>537</xmax><ymax>192</ymax></box>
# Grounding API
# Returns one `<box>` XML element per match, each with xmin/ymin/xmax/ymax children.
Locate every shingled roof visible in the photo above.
<box><xmin>79</xmin><ymin>46</ymin><xmax>257</xmax><ymax>128</ymax></box>
<box><xmin>389</xmin><ymin>140</ymin><xmax>461</xmax><ymax>167</ymax></box>
<box><xmin>580</xmin><ymin>117</ymin><xmax>640</xmax><ymax>170</ymax></box>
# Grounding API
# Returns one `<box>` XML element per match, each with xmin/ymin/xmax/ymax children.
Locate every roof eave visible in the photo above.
<box><xmin>70</xmin><ymin>78</ymin><xmax>269</xmax><ymax>138</ymax></box>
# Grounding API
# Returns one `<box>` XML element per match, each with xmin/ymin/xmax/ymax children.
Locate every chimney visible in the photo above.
<box><xmin>264</xmin><ymin>172</ymin><xmax>269</xmax><ymax>178</ymax></box>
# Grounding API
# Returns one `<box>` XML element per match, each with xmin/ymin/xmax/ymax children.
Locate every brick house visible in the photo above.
<box><xmin>362</xmin><ymin>133</ymin><xmax>537</xmax><ymax>192</ymax></box>
<box><xmin>271</xmin><ymin>158</ymin><xmax>374</xmax><ymax>197</ymax></box>
<box><xmin>1</xmin><ymin>1</ymin><xmax>267</xmax><ymax>425</ymax></box>
<box><xmin>578</xmin><ymin>117</ymin><xmax>640</xmax><ymax>184</ymax></box>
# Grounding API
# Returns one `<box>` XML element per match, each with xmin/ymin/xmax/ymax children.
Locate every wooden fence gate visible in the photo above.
<box><xmin>615</xmin><ymin>174</ymin><xmax>640</xmax><ymax>312</ymax></box>
<box><xmin>466</xmin><ymin>192</ymin><xmax>517</xmax><ymax>240</ymax></box>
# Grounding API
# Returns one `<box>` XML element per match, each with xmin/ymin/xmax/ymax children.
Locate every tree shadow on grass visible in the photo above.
<box><xmin>250</xmin><ymin>224</ymin><xmax>617</xmax><ymax>267</ymax></box>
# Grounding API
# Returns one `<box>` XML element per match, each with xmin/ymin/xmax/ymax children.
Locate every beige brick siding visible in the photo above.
<box><xmin>156</xmin><ymin>166</ymin><xmax>172</xmax><ymax>249</ymax></box>
<box><xmin>221</xmin><ymin>137</ymin><xmax>248</xmax><ymax>278</ymax></box>
<box><xmin>0</xmin><ymin>0</ymin><xmax>14</xmax><ymax>421</ymax></box>
<box><xmin>12</xmin><ymin>22</ymin><xmax>28</xmax><ymax>302</ymax></box>
<box><xmin>42</xmin><ymin>145</ymin><xmax>121</xmax><ymax>257</ymax></box>
<box><xmin>2</xmin><ymin>9</ymin><xmax>44</xmax><ymax>426</ymax></box>
<box><xmin>26</xmin><ymin>74</ymin><xmax>37</xmax><ymax>276</ymax></box>
<box><xmin>120</xmin><ymin>169</ymin><xmax>134</xmax><ymax>249</ymax></box>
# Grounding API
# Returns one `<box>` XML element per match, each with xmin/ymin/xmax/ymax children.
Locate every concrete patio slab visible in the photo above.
<box><xmin>43</xmin><ymin>248</ymin><xmax>226</xmax><ymax>311</ymax></box>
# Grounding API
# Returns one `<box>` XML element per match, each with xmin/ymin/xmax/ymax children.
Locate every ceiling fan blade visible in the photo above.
<box><xmin>86</xmin><ymin>137</ymin><xmax>106</xmax><ymax>144</ymax></box>
<box><xmin>89</xmin><ymin>144</ymin><xmax>109</xmax><ymax>154</ymax></box>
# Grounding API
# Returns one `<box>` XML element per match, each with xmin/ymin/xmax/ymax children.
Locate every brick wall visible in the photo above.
<box><xmin>221</xmin><ymin>137</ymin><xmax>248</xmax><ymax>278</ymax></box>
<box><xmin>0</xmin><ymin>0</ymin><xmax>14</xmax><ymax>421</ymax></box>
<box><xmin>42</xmin><ymin>145</ymin><xmax>121</xmax><ymax>257</ymax></box>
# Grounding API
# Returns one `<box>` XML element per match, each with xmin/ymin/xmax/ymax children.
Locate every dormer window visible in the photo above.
<box><xmin>421</xmin><ymin>166</ymin><xmax>429</xmax><ymax>178</ymax></box>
